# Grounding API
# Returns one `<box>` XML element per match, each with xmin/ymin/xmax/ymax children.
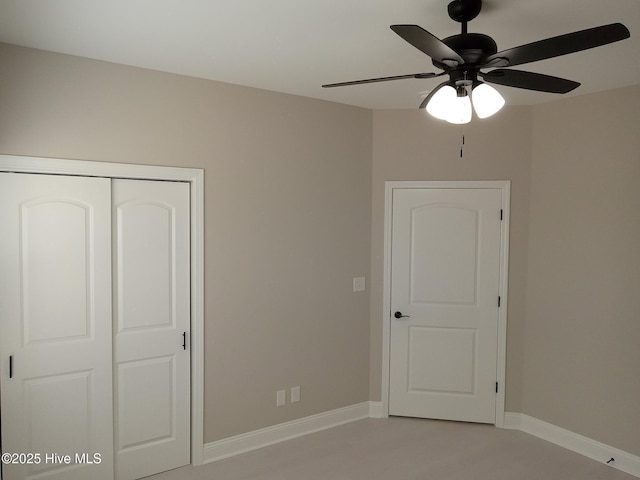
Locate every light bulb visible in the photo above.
<box><xmin>426</xmin><ymin>85</ymin><xmax>456</xmax><ymax>120</ymax></box>
<box><xmin>446</xmin><ymin>94</ymin><xmax>472</xmax><ymax>124</ymax></box>
<box><xmin>472</xmin><ymin>83</ymin><xmax>505</xmax><ymax>118</ymax></box>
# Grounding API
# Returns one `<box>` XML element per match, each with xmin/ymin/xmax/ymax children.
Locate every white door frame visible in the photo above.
<box><xmin>0</xmin><ymin>154</ymin><xmax>206</xmax><ymax>465</ymax></box>
<box><xmin>382</xmin><ymin>180</ymin><xmax>510</xmax><ymax>427</ymax></box>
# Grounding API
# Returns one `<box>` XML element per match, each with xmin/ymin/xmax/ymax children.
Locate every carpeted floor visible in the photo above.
<box><xmin>146</xmin><ymin>417</ymin><xmax>637</xmax><ymax>480</ymax></box>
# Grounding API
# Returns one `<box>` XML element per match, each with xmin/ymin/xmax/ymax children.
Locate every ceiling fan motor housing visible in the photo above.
<box><xmin>433</xmin><ymin>33</ymin><xmax>498</xmax><ymax>69</ymax></box>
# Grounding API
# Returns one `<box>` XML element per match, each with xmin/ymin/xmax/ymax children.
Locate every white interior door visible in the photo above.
<box><xmin>0</xmin><ymin>173</ymin><xmax>114</xmax><ymax>480</ymax></box>
<box><xmin>389</xmin><ymin>187</ymin><xmax>502</xmax><ymax>423</ymax></box>
<box><xmin>112</xmin><ymin>179</ymin><xmax>191</xmax><ymax>480</ymax></box>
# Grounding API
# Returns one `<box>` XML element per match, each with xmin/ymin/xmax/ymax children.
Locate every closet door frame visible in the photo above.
<box><xmin>0</xmin><ymin>154</ymin><xmax>206</xmax><ymax>466</ymax></box>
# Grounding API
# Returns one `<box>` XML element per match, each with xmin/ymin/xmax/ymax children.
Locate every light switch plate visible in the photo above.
<box><xmin>353</xmin><ymin>277</ymin><xmax>365</xmax><ymax>292</ymax></box>
<box><xmin>276</xmin><ymin>390</ymin><xmax>286</xmax><ymax>407</ymax></box>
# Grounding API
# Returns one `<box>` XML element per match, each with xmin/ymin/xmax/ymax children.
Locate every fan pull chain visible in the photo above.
<box><xmin>460</xmin><ymin>127</ymin><xmax>465</xmax><ymax>158</ymax></box>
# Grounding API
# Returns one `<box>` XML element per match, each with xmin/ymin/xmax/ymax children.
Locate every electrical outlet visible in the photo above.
<box><xmin>291</xmin><ymin>386</ymin><xmax>300</xmax><ymax>403</ymax></box>
<box><xmin>353</xmin><ymin>277</ymin><xmax>365</xmax><ymax>292</ymax></box>
<box><xmin>276</xmin><ymin>389</ymin><xmax>286</xmax><ymax>407</ymax></box>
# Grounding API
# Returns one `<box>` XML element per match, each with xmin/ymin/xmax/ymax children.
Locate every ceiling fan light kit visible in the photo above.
<box><xmin>322</xmin><ymin>0</ymin><xmax>630</xmax><ymax>124</ymax></box>
<box><xmin>471</xmin><ymin>83</ymin><xmax>505</xmax><ymax>119</ymax></box>
<box><xmin>447</xmin><ymin>92</ymin><xmax>473</xmax><ymax>124</ymax></box>
<box><xmin>425</xmin><ymin>71</ymin><xmax>505</xmax><ymax>123</ymax></box>
<box><xmin>425</xmin><ymin>84</ymin><xmax>457</xmax><ymax>120</ymax></box>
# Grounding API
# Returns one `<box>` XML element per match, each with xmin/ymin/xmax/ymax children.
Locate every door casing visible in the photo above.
<box><xmin>381</xmin><ymin>181</ymin><xmax>510</xmax><ymax>426</ymax></box>
<box><xmin>0</xmin><ymin>154</ymin><xmax>206</xmax><ymax>466</ymax></box>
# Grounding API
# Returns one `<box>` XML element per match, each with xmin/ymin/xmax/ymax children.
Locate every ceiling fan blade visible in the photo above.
<box><xmin>486</xmin><ymin>23</ymin><xmax>630</xmax><ymax>68</ymax></box>
<box><xmin>481</xmin><ymin>69</ymin><xmax>580</xmax><ymax>93</ymax></box>
<box><xmin>322</xmin><ymin>72</ymin><xmax>442</xmax><ymax>88</ymax></box>
<box><xmin>390</xmin><ymin>25</ymin><xmax>464</xmax><ymax>67</ymax></box>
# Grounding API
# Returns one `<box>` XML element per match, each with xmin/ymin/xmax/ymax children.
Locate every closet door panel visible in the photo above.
<box><xmin>112</xmin><ymin>179</ymin><xmax>190</xmax><ymax>480</ymax></box>
<box><xmin>23</xmin><ymin>200</ymin><xmax>90</xmax><ymax>341</ymax></box>
<box><xmin>0</xmin><ymin>173</ymin><xmax>114</xmax><ymax>480</ymax></box>
<box><xmin>117</xmin><ymin>201</ymin><xmax>172</xmax><ymax>330</ymax></box>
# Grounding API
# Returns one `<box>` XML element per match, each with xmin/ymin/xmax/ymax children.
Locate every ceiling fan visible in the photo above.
<box><xmin>322</xmin><ymin>0</ymin><xmax>630</xmax><ymax>123</ymax></box>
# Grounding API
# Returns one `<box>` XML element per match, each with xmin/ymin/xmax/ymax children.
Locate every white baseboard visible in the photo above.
<box><xmin>368</xmin><ymin>401</ymin><xmax>384</xmax><ymax>418</ymax></box>
<box><xmin>502</xmin><ymin>411</ymin><xmax>524</xmax><ymax>430</ymax></box>
<box><xmin>203</xmin><ymin>402</ymin><xmax>371</xmax><ymax>463</ymax></box>
<box><xmin>202</xmin><ymin>405</ymin><xmax>639</xmax><ymax>479</ymax></box>
<box><xmin>503</xmin><ymin>412</ymin><xmax>640</xmax><ymax>478</ymax></box>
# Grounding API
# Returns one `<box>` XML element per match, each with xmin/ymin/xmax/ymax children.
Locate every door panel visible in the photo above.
<box><xmin>410</xmin><ymin>205</ymin><xmax>479</xmax><ymax>305</ymax></box>
<box><xmin>117</xmin><ymin>356</ymin><xmax>175</xmax><ymax>449</ymax></box>
<box><xmin>408</xmin><ymin>326</ymin><xmax>476</xmax><ymax>393</ymax></box>
<box><xmin>389</xmin><ymin>188</ymin><xmax>502</xmax><ymax>423</ymax></box>
<box><xmin>25</xmin><ymin>371</ymin><xmax>92</xmax><ymax>476</ymax></box>
<box><xmin>0</xmin><ymin>173</ymin><xmax>114</xmax><ymax>480</ymax></box>
<box><xmin>117</xmin><ymin>201</ymin><xmax>173</xmax><ymax>331</ymax></box>
<box><xmin>112</xmin><ymin>179</ymin><xmax>190</xmax><ymax>480</ymax></box>
<box><xmin>23</xmin><ymin>200</ymin><xmax>91</xmax><ymax>342</ymax></box>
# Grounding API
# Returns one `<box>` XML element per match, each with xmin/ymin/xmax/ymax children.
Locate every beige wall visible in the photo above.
<box><xmin>369</xmin><ymin>85</ymin><xmax>640</xmax><ymax>457</ymax></box>
<box><xmin>2</xmin><ymin>41</ymin><xmax>638</xmax><ymax>458</ymax></box>
<box><xmin>0</xmin><ymin>43</ymin><xmax>373</xmax><ymax>442</ymax></box>
<box><xmin>369</xmin><ymin>107</ymin><xmax>533</xmax><ymax>413</ymax></box>
<box><xmin>525</xmin><ymin>85</ymin><xmax>640</xmax><ymax>456</ymax></box>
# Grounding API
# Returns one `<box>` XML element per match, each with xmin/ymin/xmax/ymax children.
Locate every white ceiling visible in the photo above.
<box><xmin>1</xmin><ymin>0</ymin><xmax>639</xmax><ymax>109</ymax></box>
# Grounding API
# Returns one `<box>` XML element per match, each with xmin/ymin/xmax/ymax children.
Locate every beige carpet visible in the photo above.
<box><xmin>147</xmin><ymin>417</ymin><xmax>636</xmax><ymax>480</ymax></box>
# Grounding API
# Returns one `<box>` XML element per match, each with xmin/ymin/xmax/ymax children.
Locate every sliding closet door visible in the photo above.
<box><xmin>0</xmin><ymin>173</ymin><xmax>114</xmax><ymax>480</ymax></box>
<box><xmin>112</xmin><ymin>179</ymin><xmax>191</xmax><ymax>480</ymax></box>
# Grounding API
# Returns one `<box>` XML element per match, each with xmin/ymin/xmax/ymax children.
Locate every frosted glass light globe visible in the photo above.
<box><xmin>426</xmin><ymin>85</ymin><xmax>457</xmax><ymax>120</ymax></box>
<box><xmin>472</xmin><ymin>83</ymin><xmax>505</xmax><ymax>118</ymax></box>
<box><xmin>446</xmin><ymin>94</ymin><xmax>472</xmax><ymax>124</ymax></box>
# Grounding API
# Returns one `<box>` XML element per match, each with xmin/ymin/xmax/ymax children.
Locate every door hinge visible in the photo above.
<box><xmin>496</xmin><ymin>382</ymin><xmax>499</xmax><ymax>393</ymax></box>
<box><xmin>500</xmin><ymin>209</ymin><xmax>503</xmax><ymax>220</ymax></box>
<box><xmin>498</xmin><ymin>296</ymin><xmax>501</xmax><ymax>307</ymax></box>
